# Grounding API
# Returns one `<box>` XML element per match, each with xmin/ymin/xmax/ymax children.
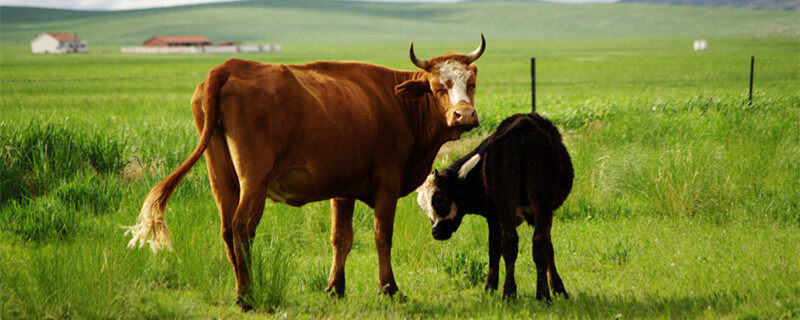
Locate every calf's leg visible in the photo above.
<box><xmin>326</xmin><ymin>198</ymin><xmax>355</xmax><ymax>298</ymax></box>
<box><xmin>532</xmin><ymin>208</ymin><xmax>553</xmax><ymax>302</ymax></box>
<box><xmin>484</xmin><ymin>217</ymin><xmax>501</xmax><ymax>291</ymax></box>
<box><xmin>500</xmin><ymin>223</ymin><xmax>519</xmax><ymax>299</ymax></box>
<box><xmin>548</xmin><ymin>251</ymin><xmax>569</xmax><ymax>299</ymax></box>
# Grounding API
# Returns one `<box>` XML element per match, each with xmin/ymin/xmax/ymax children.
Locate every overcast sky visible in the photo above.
<box><xmin>0</xmin><ymin>0</ymin><xmax>616</xmax><ymax>11</ymax></box>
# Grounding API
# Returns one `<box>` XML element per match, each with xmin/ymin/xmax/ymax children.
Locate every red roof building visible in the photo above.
<box><xmin>31</xmin><ymin>32</ymin><xmax>88</xmax><ymax>54</ymax></box>
<box><xmin>48</xmin><ymin>33</ymin><xmax>81</xmax><ymax>42</ymax></box>
<box><xmin>143</xmin><ymin>35</ymin><xmax>212</xmax><ymax>47</ymax></box>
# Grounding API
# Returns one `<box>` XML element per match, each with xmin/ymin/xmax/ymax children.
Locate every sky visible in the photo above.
<box><xmin>0</xmin><ymin>0</ymin><xmax>616</xmax><ymax>11</ymax></box>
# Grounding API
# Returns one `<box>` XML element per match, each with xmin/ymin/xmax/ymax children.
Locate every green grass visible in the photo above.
<box><xmin>1</xmin><ymin>2</ymin><xmax>799</xmax><ymax>318</ymax></box>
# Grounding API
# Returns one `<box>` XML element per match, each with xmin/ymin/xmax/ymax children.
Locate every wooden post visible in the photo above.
<box><xmin>531</xmin><ymin>57</ymin><xmax>536</xmax><ymax>112</ymax></box>
<box><xmin>748</xmin><ymin>56</ymin><xmax>755</xmax><ymax>106</ymax></box>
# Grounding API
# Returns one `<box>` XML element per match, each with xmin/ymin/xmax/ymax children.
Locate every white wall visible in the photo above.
<box><xmin>121</xmin><ymin>44</ymin><xmax>280</xmax><ymax>54</ymax></box>
<box><xmin>31</xmin><ymin>34</ymin><xmax>89</xmax><ymax>54</ymax></box>
<box><xmin>31</xmin><ymin>33</ymin><xmax>59</xmax><ymax>54</ymax></box>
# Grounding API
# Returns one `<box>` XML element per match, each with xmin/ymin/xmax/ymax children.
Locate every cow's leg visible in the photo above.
<box><xmin>205</xmin><ymin>134</ymin><xmax>241</xmax><ymax>277</ymax></box>
<box><xmin>484</xmin><ymin>216</ymin><xmax>501</xmax><ymax>291</ymax></box>
<box><xmin>191</xmin><ymin>86</ymin><xmax>241</xmax><ymax>280</ymax></box>
<box><xmin>373</xmin><ymin>189</ymin><xmax>400</xmax><ymax>296</ymax></box>
<box><xmin>532</xmin><ymin>207</ymin><xmax>553</xmax><ymax>302</ymax></box>
<box><xmin>326</xmin><ymin>198</ymin><xmax>355</xmax><ymax>298</ymax></box>
<box><xmin>231</xmin><ymin>183</ymin><xmax>269</xmax><ymax>311</ymax></box>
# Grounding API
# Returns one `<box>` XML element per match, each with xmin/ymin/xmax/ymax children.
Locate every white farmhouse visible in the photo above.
<box><xmin>31</xmin><ymin>33</ymin><xmax>88</xmax><ymax>54</ymax></box>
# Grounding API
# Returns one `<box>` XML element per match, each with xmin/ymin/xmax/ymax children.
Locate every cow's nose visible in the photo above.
<box><xmin>450</xmin><ymin>106</ymin><xmax>479</xmax><ymax>130</ymax></box>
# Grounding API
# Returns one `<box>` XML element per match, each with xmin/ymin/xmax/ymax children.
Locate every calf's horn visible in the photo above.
<box><xmin>464</xmin><ymin>33</ymin><xmax>486</xmax><ymax>64</ymax></box>
<box><xmin>409</xmin><ymin>41</ymin><xmax>429</xmax><ymax>70</ymax></box>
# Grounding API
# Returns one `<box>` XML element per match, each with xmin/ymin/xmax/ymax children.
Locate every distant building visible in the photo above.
<box><xmin>216</xmin><ymin>40</ymin><xmax>242</xmax><ymax>46</ymax></box>
<box><xmin>693</xmin><ymin>39</ymin><xmax>708</xmax><ymax>51</ymax></box>
<box><xmin>31</xmin><ymin>33</ymin><xmax>88</xmax><ymax>54</ymax></box>
<box><xmin>143</xmin><ymin>35</ymin><xmax>212</xmax><ymax>47</ymax></box>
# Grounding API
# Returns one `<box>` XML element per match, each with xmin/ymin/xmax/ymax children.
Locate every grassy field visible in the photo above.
<box><xmin>2</xmin><ymin>1</ymin><xmax>800</xmax><ymax>319</ymax></box>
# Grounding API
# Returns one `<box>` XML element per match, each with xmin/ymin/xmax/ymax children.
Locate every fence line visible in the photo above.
<box><xmin>536</xmin><ymin>57</ymin><xmax>746</xmax><ymax>65</ymax></box>
<box><xmin>1</xmin><ymin>98</ymin><xmax>187</xmax><ymax>109</ymax></box>
<box><xmin>482</xmin><ymin>77</ymin><xmax>795</xmax><ymax>86</ymax></box>
<box><xmin>0</xmin><ymin>73</ymin><xmax>205</xmax><ymax>83</ymax></box>
<box><xmin>536</xmin><ymin>57</ymin><xmax>798</xmax><ymax>65</ymax></box>
<box><xmin>0</xmin><ymin>58</ymin><xmax>796</xmax><ymax>84</ymax></box>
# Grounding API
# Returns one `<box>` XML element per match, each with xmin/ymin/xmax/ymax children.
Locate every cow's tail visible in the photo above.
<box><xmin>123</xmin><ymin>67</ymin><xmax>228</xmax><ymax>253</ymax></box>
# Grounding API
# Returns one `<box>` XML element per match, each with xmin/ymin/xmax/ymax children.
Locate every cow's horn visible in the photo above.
<box><xmin>464</xmin><ymin>33</ymin><xmax>486</xmax><ymax>64</ymax></box>
<box><xmin>409</xmin><ymin>41</ymin><xmax>429</xmax><ymax>70</ymax></box>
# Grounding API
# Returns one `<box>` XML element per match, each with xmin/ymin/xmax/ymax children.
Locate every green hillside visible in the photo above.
<box><xmin>619</xmin><ymin>0</ymin><xmax>799</xmax><ymax>11</ymax></box>
<box><xmin>1</xmin><ymin>0</ymin><xmax>798</xmax><ymax>45</ymax></box>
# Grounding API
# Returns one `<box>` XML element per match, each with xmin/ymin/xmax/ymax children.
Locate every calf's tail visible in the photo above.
<box><xmin>123</xmin><ymin>68</ymin><xmax>228</xmax><ymax>252</ymax></box>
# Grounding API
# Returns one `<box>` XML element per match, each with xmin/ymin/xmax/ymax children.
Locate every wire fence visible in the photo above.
<box><xmin>0</xmin><ymin>73</ymin><xmax>205</xmax><ymax>83</ymax></box>
<box><xmin>1</xmin><ymin>56</ymin><xmax>797</xmax><ymax>115</ymax></box>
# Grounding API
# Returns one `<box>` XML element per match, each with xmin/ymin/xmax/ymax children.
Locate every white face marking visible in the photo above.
<box><xmin>438</xmin><ymin>60</ymin><xmax>473</xmax><ymax>106</ymax></box>
<box><xmin>416</xmin><ymin>174</ymin><xmax>437</xmax><ymax>222</ymax></box>
<box><xmin>416</xmin><ymin>173</ymin><xmax>458</xmax><ymax>224</ymax></box>
<box><xmin>458</xmin><ymin>154</ymin><xmax>481</xmax><ymax>179</ymax></box>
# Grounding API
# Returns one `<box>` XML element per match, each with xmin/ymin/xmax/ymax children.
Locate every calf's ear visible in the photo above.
<box><xmin>395</xmin><ymin>79</ymin><xmax>431</xmax><ymax>99</ymax></box>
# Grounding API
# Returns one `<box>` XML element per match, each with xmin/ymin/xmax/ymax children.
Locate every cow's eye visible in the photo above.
<box><xmin>431</xmin><ymin>192</ymin><xmax>450</xmax><ymax>216</ymax></box>
<box><xmin>467</xmin><ymin>83</ymin><xmax>476</xmax><ymax>89</ymax></box>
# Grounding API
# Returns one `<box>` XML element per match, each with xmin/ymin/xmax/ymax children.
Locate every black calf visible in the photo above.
<box><xmin>416</xmin><ymin>113</ymin><xmax>573</xmax><ymax>300</ymax></box>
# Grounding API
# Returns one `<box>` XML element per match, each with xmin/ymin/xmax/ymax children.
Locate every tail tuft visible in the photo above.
<box><xmin>122</xmin><ymin>182</ymin><xmax>173</xmax><ymax>253</ymax></box>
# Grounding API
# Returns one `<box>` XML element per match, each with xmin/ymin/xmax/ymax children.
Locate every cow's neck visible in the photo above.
<box><xmin>395</xmin><ymin>71</ymin><xmax>455</xmax><ymax>194</ymax></box>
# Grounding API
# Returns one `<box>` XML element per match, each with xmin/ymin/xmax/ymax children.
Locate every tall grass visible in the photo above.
<box><xmin>244</xmin><ymin>236</ymin><xmax>296</xmax><ymax>313</ymax></box>
<box><xmin>0</xmin><ymin>122</ymin><xmax>128</xmax><ymax>204</ymax></box>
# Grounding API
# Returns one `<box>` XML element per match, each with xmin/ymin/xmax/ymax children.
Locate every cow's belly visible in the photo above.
<box><xmin>265</xmin><ymin>165</ymin><xmax>369</xmax><ymax>207</ymax></box>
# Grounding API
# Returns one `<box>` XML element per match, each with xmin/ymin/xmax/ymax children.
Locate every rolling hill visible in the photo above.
<box><xmin>0</xmin><ymin>0</ymin><xmax>798</xmax><ymax>45</ymax></box>
<box><xmin>618</xmin><ymin>0</ymin><xmax>799</xmax><ymax>11</ymax></box>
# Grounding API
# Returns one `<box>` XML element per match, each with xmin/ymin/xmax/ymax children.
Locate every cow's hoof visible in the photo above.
<box><xmin>483</xmin><ymin>282</ymin><xmax>498</xmax><ymax>292</ymax></box>
<box><xmin>236</xmin><ymin>297</ymin><xmax>253</xmax><ymax>312</ymax></box>
<box><xmin>379</xmin><ymin>284</ymin><xmax>407</xmax><ymax>302</ymax></box>
<box><xmin>379</xmin><ymin>290</ymin><xmax>407</xmax><ymax>303</ymax></box>
<box><xmin>502</xmin><ymin>291</ymin><xmax>517</xmax><ymax>300</ymax></box>
<box><xmin>325</xmin><ymin>285</ymin><xmax>345</xmax><ymax>299</ymax></box>
<box><xmin>535</xmin><ymin>292</ymin><xmax>553</xmax><ymax>303</ymax></box>
<box><xmin>380</xmin><ymin>283</ymin><xmax>399</xmax><ymax>296</ymax></box>
<box><xmin>553</xmin><ymin>289</ymin><xmax>569</xmax><ymax>300</ymax></box>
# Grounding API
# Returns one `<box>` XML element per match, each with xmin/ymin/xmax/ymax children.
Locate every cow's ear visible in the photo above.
<box><xmin>395</xmin><ymin>79</ymin><xmax>431</xmax><ymax>99</ymax></box>
<box><xmin>468</xmin><ymin>63</ymin><xmax>478</xmax><ymax>76</ymax></box>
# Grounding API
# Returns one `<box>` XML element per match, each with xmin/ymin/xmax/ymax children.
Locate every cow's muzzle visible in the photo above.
<box><xmin>431</xmin><ymin>220</ymin><xmax>456</xmax><ymax>241</ymax></box>
<box><xmin>448</xmin><ymin>106</ymin><xmax>479</xmax><ymax>131</ymax></box>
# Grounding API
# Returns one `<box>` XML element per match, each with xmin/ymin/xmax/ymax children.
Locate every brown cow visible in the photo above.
<box><xmin>124</xmin><ymin>35</ymin><xmax>486</xmax><ymax>310</ymax></box>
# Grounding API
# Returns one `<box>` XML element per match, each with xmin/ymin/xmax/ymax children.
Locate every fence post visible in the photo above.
<box><xmin>748</xmin><ymin>56</ymin><xmax>755</xmax><ymax>106</ymax></box>
<box><xmin>531</xmin><ymin>57</ymin><xmax>536</xmax><ymax>112</ymax></box>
